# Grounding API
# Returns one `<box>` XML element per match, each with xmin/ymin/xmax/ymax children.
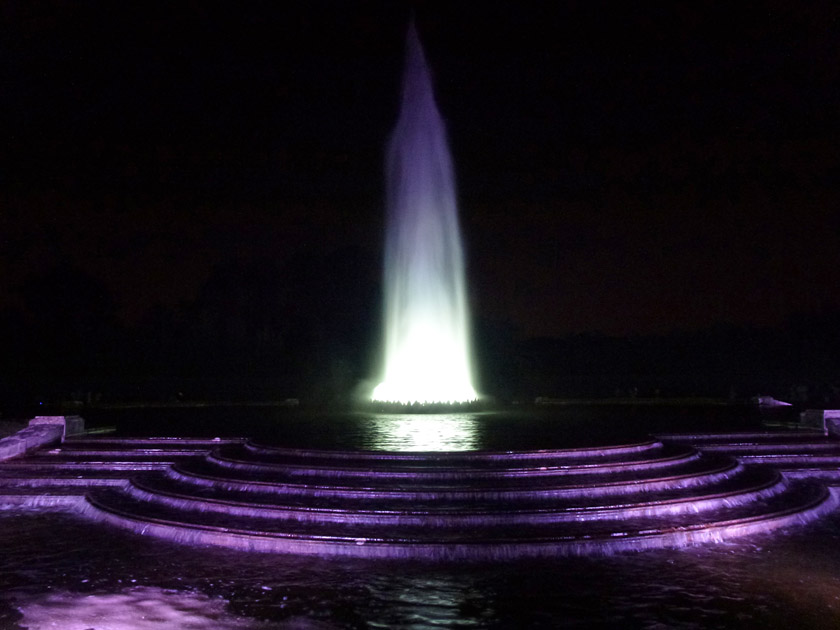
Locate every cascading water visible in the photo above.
<box><xmin>372</xmin><ymin>23</ymin><xmax>478</xmax><ymax>405</ymax></box>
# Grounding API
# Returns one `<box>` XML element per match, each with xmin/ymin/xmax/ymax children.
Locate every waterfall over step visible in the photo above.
<box><xmin>3</xmin><ymin>432</ymin><xmax>840</xmax><ymax>560</ymax></box>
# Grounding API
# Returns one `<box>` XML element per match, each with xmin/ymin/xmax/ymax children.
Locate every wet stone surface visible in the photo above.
<box><xmin>2</xmin><ymin>507</ymin><xmax>840</xmax><ymax>628</ymax></box>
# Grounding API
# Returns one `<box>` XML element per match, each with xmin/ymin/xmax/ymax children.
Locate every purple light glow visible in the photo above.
<box><xmin>13</xmin><ymin>587</ymin><xmax>253</xmax><ymax>630</ymax></box>
<box><xmin>372</xmin><ymin>23</ymin><xmax>477</xmax><ymax>404</ymax></box>
<box><xmin>4</xmin><ymin>429</ymin><xmax>840</xmax><ymax>559</ymax></box>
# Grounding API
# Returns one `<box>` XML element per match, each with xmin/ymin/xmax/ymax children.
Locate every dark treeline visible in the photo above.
<box><xmin>0</xmin><ymin>248</ymin><xmax>380</xmax><ymax>412</ymax></box>
<box><xmin>1</xmin><ymin>252</ymin><xmax>839</xmax><ymax>413</ymax></box>
<box><xmin>476</xmin><ymin>315</ymin><xmax>840</xmax><ymax>405</ymax></box>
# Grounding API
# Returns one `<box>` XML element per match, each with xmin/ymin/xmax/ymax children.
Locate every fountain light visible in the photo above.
<box><xmin>372</xmin><ymin>22</ymin><xmax>477</xmax><ymax>405</ymax></box>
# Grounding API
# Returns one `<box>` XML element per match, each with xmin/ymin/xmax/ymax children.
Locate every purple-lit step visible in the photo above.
<box><xmin>40</xmin><ymin>447</ymin><xmax>215</xmax><ymax>458</ymax></box>
<box><xmin>122</xmin><ymin>467</ymin><xmax>787</xmax><ymax>526</ymax></box>
<box><xmin>243</xmin><ymin>439</ymin><xmax>664</xmax><ymax>466</ymax></box>
<box><xmin>0</xmin><ymin>471</ymin><xmax>132</xmax><ymax>488</ymax></box>
<box><xmin>736</xmin><ymin>454</ymin><xmax>840</xmax><ymax>466</ymax></box>
<box><xmin>166</xmin><ymin>455</ymin><xmax>742</xmax><ymax>500</ymax></box>
<box><xmin>655</xmin><ymin>431</ymin><xmax>826</xmax><ymax>443</ymax></box>
<box><xmin>174</xmin><ymin>449</ymin><xmax>716</xmax><ymax>488</ymax></box>
<box><xmin>0</xmin><ymin>446</ymin><xmax>204</xmax><ymax>474</ymax></box>
<box><xmin>7</xmin><ymin>434</ymin><xmax>840</xmax><ymax>558</ymax></box>
<box><xmin>781</xmin><ymin>468</ymin><xmax>840</xmax><ymax>483</ymax></box>
<box><xmin>7</xmin><ymin>452</ymin><xmax>199</xmax><ymax>464</ymax></box>
<box><xmin>204</xmin><ymin>444</ymin><xmax>698</xmax><ymax>482</ymax></box>
<box><xmin>87</xmin><ymin>480</ymin><xmax>823</xmax><ymax>537</ymax></box>
<box><xmin>128</xmin><ymin>465</ymin><xmax>781</xmax><ymax>513</ymax></box>
<box><xmin>229</xmin><ymin>443</ymin><xmax>677</xmax><ymax>471</ymax></box>
<box><xmin>81</xmin><ymin>482</ymin><xmax>838</xmax><ymax>559</ymax></box>
<box><xmin>0</xmin><ymin>459</ymin><xmax>173</xmax><ymax>472</ymax></box>
<box><xmin>678</xmin><ymin>443</ymin><xmax>840</xmax><ymax>454</ymax></box>
<box><xmin>63</xmin><ymin>437</ymin><xmax>244</xmax><ymax>449</ymax></box>
<box><xmin>658</xmin><ymin>435</ymin><xmax>840</xmax><ymax>456</ymax></box>
<box><xmin>657</xmin><ymin>432</ymin><xmax>840</xmax><ymax>468</ymax></box>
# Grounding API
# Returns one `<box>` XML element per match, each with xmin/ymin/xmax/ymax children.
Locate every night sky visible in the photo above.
<box><xmin>3</xmin><ymin>1</ymin><xmax>839</xmax><ymax>339</ymax></box>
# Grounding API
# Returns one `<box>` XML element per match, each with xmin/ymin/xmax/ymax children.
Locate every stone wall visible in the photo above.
<box><xmin>800</xmin><ymin>409</ymin><xmax>840</xmax><ymax>437</ymax></box>
<box><xmin>0</xmin><ymin>415</ymin><xmax>85</xmax><ymax>461</ymax></box>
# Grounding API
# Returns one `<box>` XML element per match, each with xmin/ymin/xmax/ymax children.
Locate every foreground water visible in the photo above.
<box><xmin>3</xmin><ymin>405</ymin><xmax>839</xmax><ymax>628</ymax></box>
<box><xmin>2</xmin><ymin>507</ymin><xmax>840</xmax><ymax>629</ymax></box>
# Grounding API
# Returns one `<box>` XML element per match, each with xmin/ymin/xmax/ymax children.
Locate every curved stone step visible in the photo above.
<box><xmin>205</xmin><ymin>444</ymin><xmax>697</xmax><ymax>481</ymax></box>
<box><xmin>657</xmin><ymin>432</ymin><xmax>840</xmax><ymax>470</ymax></box>
<box><xmin>40</xmin><ymin>448</ymin><xmax>213</xmax><ymax>458</ymax></box>
<box><xmin>0</xmin><ymin>460</ymin><xmax>172</xmax><ymax>472</ymax></box>
<box><xmin>123</xmin><ymin>467</ymin><xmax>787</xmax><ymax>526</ymax></box>
<box><xmin>132</xmin><ymin>465</ymin><xmax>780</xmax><ymax>512</ymax></box>
<box><xmin>90</xmin><ymin>480</ymin><xmax>825</xmax><ymax>537</ymax></box>
<box><xmin>244</xmin><ymin>439</ymin><xmax>664</xmax><ymax>464</ymax></box>
<box><xmin>737</xmin><ymin>454</ymin><xmax>840</xmax><ymax>465</ymax></box>
<box><xmin>6</xmin><ymin>434</ymin><xmax>839</xmax><ymax>559</ymax></box>
<box><xmin>80</xmin><ymin>482</ymin><xmax>838</xmax><ymax>559</ymax></box>
<box><xmin>656</xmin><ymin>431</ymin><xmax>827</xmax><ymax>442</ymax></box>
<box><xmin>165</xmin><ymin>455</ymin><xmax>743</xmax><ymax>501</ymax></box>
<box><xmin>695</xmin><ymin>443</ymin><xmax>840</xmax><ymax>454</ymax></box>
<box><xmin>63</xmin><ymin>437</ymin><xmax>244</xmax><ymax>449</ymax></box>
<box><xmin>9</xmin><ymin>452</ymin><xmax>197</xmax><ymax>464</ymax></box>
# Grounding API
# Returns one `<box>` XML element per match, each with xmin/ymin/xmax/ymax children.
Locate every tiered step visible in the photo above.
<box><xmin>124</xmin><ymin>463</ymin><xmax>781</xmax><ymax>524</ymax></box>
<box><xmin>77</xmin><ymin>441</ymin><xmax>837</xmax><ymax>559</ymax></box>
<box><xmin>3</xmin><ymin>435</ymin><xmax>837</xmax><ymax>559</ymax></box>
<box><xmin>656</xmin><ymin>431</ymin><xmax>840</xmax><ymax>481</ymax></box>
<box><xmin>0</xmin><ymin>437</ymin><xmax>242</xmax><ymax>490</ymax></box>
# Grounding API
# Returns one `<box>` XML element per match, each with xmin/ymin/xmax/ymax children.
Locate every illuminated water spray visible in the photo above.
<box><xmin>372</xmin><ymin>23</ymin><xmax>478</xmax><ymax>404</ymax></box>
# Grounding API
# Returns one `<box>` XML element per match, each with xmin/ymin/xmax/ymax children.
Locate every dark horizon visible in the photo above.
<box><xmin>2</xmin><ymin>1</ymin><xmax>839</xmax><ymax>404</ymax></box>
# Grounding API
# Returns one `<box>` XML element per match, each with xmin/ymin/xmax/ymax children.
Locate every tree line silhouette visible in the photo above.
<box><xmin>2</xmin><ymin>249</ymin><xmax>839</xmax><ymax>413</ymax></box>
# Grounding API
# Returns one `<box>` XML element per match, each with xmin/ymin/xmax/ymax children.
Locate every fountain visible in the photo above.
<box><xmin>1</xmin><ymin>20</ymin><xmax>839</xmax><ymax>566</ymax></box>
<box><xmin>372</xmin><ymin>22</ymin><xmax>478</xmax><ymax>405</ymax></box>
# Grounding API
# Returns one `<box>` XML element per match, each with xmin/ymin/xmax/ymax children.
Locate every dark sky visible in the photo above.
<box><xmin>2</xmin><ymin>1</ymin><xmax>839</xmax><ymax>338</ymax></box>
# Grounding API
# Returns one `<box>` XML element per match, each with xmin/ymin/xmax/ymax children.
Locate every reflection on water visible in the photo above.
<box><xmin>93</xmin><ymin>404</ymin><xmax>771</xmax><ymax>451</ymax></box>
<box><xmin>12</xmin><ymin>586</ymin><xmax>256</xmax><ymax>630</ymax></box>
<box><xmin>3</xmin><ymin>510</ymin><xmax>840</xmax><ymax>629</ymax></box>
<box><xmin>364</xmin><ymin>413</ymin><xmax>479</xmax><ymax>451</ymax></box>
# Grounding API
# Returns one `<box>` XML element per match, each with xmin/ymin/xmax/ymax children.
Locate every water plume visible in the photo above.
<box><xmin>372</xmin><ymin>22</ymin><xmax>477</xmax><ymax>404</ymax></box>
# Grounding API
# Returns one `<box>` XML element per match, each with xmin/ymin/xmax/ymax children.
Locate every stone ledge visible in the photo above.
<box><xmin>800</xmin><ymin>410</ymin><xmax>840</xmax><ymax>436</ymax></box>
<box><xmin>0</xmin><ymin>416</ymin><xmax>86</xmax><ymax>462</ymax></box>
<box><xmin>30</xmin><ymin>415</ymin><xmax>85</xmax><ymax>439</ymax></box>
<box><xmin>0</xmin><ymin>424</ymin><xmax>63</xmax><ymax>461</ymax></box>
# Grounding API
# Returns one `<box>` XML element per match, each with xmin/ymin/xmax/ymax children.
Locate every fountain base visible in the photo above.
<box><xmin>3</xmin><ymin>428</ymin><xmax>840</xmax><ymax>559</ymax></box>
<box><xmin>364</xmin><ymin>399</ymin><xmax>491</xmax><ymax>414</ymax></box>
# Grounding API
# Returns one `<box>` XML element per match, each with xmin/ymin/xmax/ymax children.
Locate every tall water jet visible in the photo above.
<box><xmin>372</xmin><ymin>23</ymin><xmax>478</xmax><ymax>405</ymax></box>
